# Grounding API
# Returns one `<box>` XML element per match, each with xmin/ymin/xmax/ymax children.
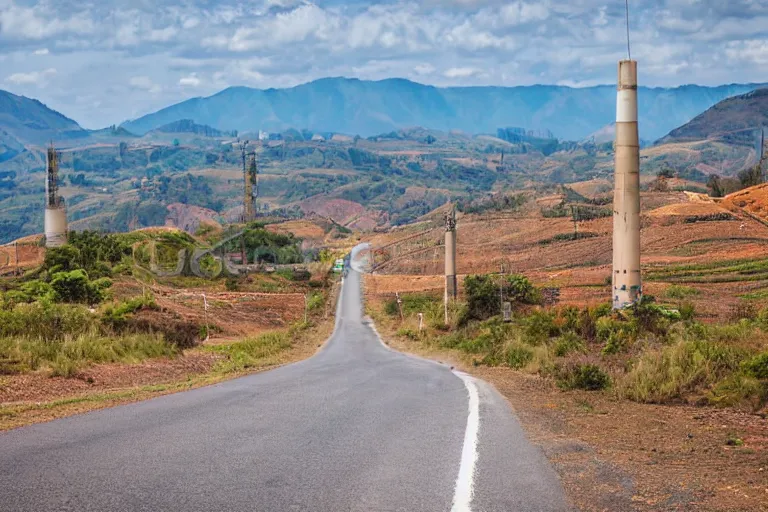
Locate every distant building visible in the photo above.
<box><xmin>311</xmin><ymin>134</ymin><xmax>325</xmax><ymax>141</ymax></box>
<box><xmin>258</xmin><ymin>130</ymin><xmax>268</xmax><ymax>141</ymax></box>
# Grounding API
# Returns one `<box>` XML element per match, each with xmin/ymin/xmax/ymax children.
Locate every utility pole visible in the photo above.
<box><xmin>570</xmin><ymin>205</ymin><xmax>579</xmax><ymax>238</ymax></box>
<box><xmin>237</xmin><ymin>139</ymin><xmax>251</xmax><ymax>223</ymax></box>
<box><xmin>499</xmin><ymin>262</ymin><xmax>505</xmax><ymax>315</ymax></box>
<box><xmin>612</xmin><ymin>59</ymin><xmax>642</xmax><ymax>309</ymax></box>
<box><xmin>444</xmin><ymin>206</ymin><xmax>457</xmax><ymax>324</ymax></box>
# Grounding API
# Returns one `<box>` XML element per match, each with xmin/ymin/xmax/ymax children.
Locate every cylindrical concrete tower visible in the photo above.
<box><xmin>612</xmin><ymin>60</ymin><xmax>641</xmax><ymax>309</ymax></box>
<box><xmin>44</xmin><ymin>208</ymin><xmax>68</xmax><ymax>247</ymax></box>
<box><xmin>444</xmin><ymin>207</ymin><xmax>457</xmax><ymax>299</ymax></box>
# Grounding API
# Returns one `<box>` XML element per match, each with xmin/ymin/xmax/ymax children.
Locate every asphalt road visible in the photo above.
<box><xmin>0</xmin><ymin>245</ymin><xmax>569</xmax><ymax>512</ymax></box>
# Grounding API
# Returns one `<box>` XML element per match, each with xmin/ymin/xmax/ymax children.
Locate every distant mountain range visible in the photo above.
<box><xmin>0</xmin><ymin>90</ymin><xmax>87</xmax><ymax>145</ymax></box>
<box><xmin>121</xmin><ymin>78</ymin><xmax>767</xmax><ymax>141</ymax></box>
<box><xmin>660</xmin><ymin>88</ymin><xmax>768</xmax><ymax>145</ymax></box>
<box><xmin>3</xmin><ymin>78</ymin><xmax>768</xmax><ymax>150</ymax></box>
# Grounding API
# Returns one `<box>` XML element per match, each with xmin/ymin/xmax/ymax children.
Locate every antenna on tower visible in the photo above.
<box><xmin>237</xmin><ymin>139</ymin><xmax>252</xmax><ymax>223</ymax></box>
<box><xmin>624</xmin><ymin>0</ymin><xmax>632</xmax><ymax>60</ymax></box>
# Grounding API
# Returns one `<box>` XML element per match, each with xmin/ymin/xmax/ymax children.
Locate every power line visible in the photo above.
<box><xmin>625</xmin><ymin>0</ymin><xmax>632</xmax><ymax>60</ymax></box>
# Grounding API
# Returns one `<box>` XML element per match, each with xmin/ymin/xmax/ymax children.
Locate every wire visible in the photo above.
<box><xmin>625</xmin><ymin>0</ymin><xmax>632</xmax><ymax>60</ymax></box>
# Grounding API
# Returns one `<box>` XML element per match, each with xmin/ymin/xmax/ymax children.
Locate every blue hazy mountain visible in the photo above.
<box><xmin>0</xmin><ymin>90</ymin><xmax>87</xmax><ymax>145</ymax></box>
<box><xmin>121</xmin><ymin>78</ymin><xmax>766</xmax><ymax>141</ymax></box>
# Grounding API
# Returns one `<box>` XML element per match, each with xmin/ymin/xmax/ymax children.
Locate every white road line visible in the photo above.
<box><xmin>451</xmin><ymin>372</ymin><xmax>480</xmax><ymax>512</ymax></box>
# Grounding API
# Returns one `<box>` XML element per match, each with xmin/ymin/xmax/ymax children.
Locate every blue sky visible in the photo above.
<box><xmin>1</xmin><ymin>0</ymin><xmax>768</xmax><ymax>128</ymax></box>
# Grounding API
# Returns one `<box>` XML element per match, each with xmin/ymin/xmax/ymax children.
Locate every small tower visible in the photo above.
<box><xmin>44</xmin><ymin>145</ymin><xmax>67</xmax><ymax>247</ymax></box>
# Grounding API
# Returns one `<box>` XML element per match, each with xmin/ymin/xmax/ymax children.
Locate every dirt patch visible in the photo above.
<box><xmin>0</xmin><ymin>351</ymin><xmax>220</xmax><ymax>405</ymax></box>
<box><xmin>267</xmin><ymin>220</ymin><xmax>326</xmax><ymax>241</ymax></box>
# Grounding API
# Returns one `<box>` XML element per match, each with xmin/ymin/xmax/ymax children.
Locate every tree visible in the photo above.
<box><xmin>738</xmin><ymin>164</ymin><xmax>762</xmax><ymax>188</ymax></box>
<box><xmin>707</xmin><ymin>174</ymin><xmax>724</xmax><ymax>198</ymax></box>
<box><xmin>50</xmin><ymin>269</ymin><xmax>111</xmax><ymax>304</ymax></box>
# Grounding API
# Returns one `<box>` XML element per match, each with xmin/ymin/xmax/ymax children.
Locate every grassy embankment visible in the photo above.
<box><xmin>368</xmin><ymin>274</ymin><xmax>768</xmax><ymax>411</ymax></box>
<box><xmin>0</xmin><ymin>229</ymin><xmax>341</xmax><ymax>430</ymax></box>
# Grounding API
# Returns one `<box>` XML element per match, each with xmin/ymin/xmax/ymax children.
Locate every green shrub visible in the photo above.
<box><xmin>505</xmin><ymin>274</ymin><xmax>542</xmax><ymax>305</ymax></box>
<box><xmin>554</xmin><ymin>332</ymin><xmax>586</xmax><ymax>357</ymax></box>
<box><xmin>710</xmin><ymin>373</ymin><xmax>768</xmax><ymax>409</ymax></box>
<box><xmin>558</xmin><ymin>364</ymin><xmax>611</xmax><ymax>390</ymax></box>
<box><xmin>742</xmin><ymin>352</ymin><xmax>768</xmax><ymax>379</ymax></box>
<box><xmin>618</xmin><ymin>339</ymin><xmax>746</xmax><ymax>403</ymax></box>
<box><xmin>504</xmin><ymin>342</ymin><xmax>534</xmax><ymax>369</ymax></box>
<box><xmin>665</xmin><ymin>285</ymin><xmax>699</xmax><ymax>300</ymax></box>
<box><xmin>307</xmin><ymin>292</ymin><xmax>324</xmax><ymax>311</ymax></box>
<box><xmin>464</xmin><ymin>274</ymin><xmax>499</xmax><ymax>321</ymax></box>
<box><xmin>463</xmin><ymin>273</ymin><xmax>540</xmax><ymax>322</ymax></box>
<box><xmin>597</xmin><ymin>317</ymin><xmax>637</xmax><ymax>355</ymax></box>
<box><xmin>0</xmin><ymin>330</ymin><xmax>174</xmax><ymax>377</ymax></box>
<box><xmin>101</xmin><ymin>294</ymin><xmax>158</xmax><ymax>328</ymax></box>
<box><xmin>225</xmin><ymin>277</ymin><xmax>239</xmax><ymax>291</ymax></box>
<box><xmin>679</xmin><ymin>302</ymin><xmax>696</xmax><ymax>321</ymax></box>
<box><xmin>0</xmin><ymin>302</ymin><xmax>97</xmax><ymax>340</ymax></box>
<box><xmin>522</xmin><ymin>310</ymin><xmax>559</xmax><ymax>345</ymax></box>
<box><xmin>396</xmin><ymin>327</ymin><xmax>419</xmax><ymax>340</ymax></box>
<box><xmin>210</xmin><ymin>331</ymin><xmax>292</xmax><ymax>372</ymax></box>
<box><xmin>458</xmin><ymin>333</ymin><xmax>495</xmax><ymax>354</ymax></box>
<box><xmin>384</xmin><ymin>293</ymin><xmax>439</xmax><ymax>318</ymax></box>
<box><xmin>50</xmin><ymin>270</ymin><xmax>111</xmax><ymax>304</ymax></box>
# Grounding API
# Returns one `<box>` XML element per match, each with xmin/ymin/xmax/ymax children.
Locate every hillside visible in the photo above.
<box><xmin>120</xmin><ymin>78</ymin><xmax>764</xmax><ymax>141</ymax></box>
<box><xmin>151</xmin><ymin>119</ymin><xmax>231</xmax><ymax>138</ymax></box>
<box><xmin>660</xmin><ymin>88</ymin><xmax>768</xmax><ymax>144</ymax></box>
<box><xmin>0</xmin><ymin>89</ymin><xmax>87</xmax><ymax>145</ymax></box>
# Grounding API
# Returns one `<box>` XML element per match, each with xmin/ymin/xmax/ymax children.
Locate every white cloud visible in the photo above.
<box><xmin>444</xmin><ymin>67</ymin><xmax>480</xmax><ymax>78</ymax></box>
<box><xmin>0</xmin><ymin>3</ymin><xmax>94</xmax><ymax>40</ymax></box>
<box><xmin>3</xmin><ymin>0</ymin><xmax>768</xmax><ymax>128</ymax></box>
<box><xmin>129</xmin><ymin>76</ymin><xmax>162</xmax><ymax>94</ymax></box>
<box><xmin>6</xmin><ymin>67</ymin><xmax>56</xmax><ymax>86</ymax></box>
<box><xmin>179</xmin><ymin>73</ymin><xmax>201</xmax><ymax>87</ymax></box>
<box><xmin>414</xmin><ymin>64</ymin><xmax>436</xmax><ymax>75</ymax></box>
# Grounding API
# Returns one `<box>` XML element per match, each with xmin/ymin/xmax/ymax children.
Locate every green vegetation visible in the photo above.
<box><xmin>381</xmin><ymin>275</ymin><xmax>768</xmax><ymax>411</ymax></box>
<box><xmin>664</xmin><ymin>285</ymin><xmax>700</xmax><ymax>300</ymax></box>
<box><xmin>205</xmin><ymin>321</ymin><xmax>310</xmax><ymax>373</ymax></box>
<box><xmin>463</xmin><ymin>274</ymin><xmax>541</xmax><ymax>322</ymax></box>
<box><xmin>0</xmin><ymin>330</ymin><xmax>174</xmax><ymax>377</ymax></box>
<box><xmin>538</xmin><ymin>232</ymin><xmax>600</xmax><ymax>245</ymax></box>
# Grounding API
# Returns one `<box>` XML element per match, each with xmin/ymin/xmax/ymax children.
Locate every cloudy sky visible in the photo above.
<box><xmin>1</xmin><ymin>0</ymin><xmax>768</xmax><ymax>128</ymax></box>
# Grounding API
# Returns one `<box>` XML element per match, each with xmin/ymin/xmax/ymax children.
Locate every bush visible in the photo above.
<box><xmin>101</xmin><ymin>294</ymin><xmax>158</xmax><ymax>328</ymax></box>
<box><xmin>0</xmin><ymin>330</ymin><xmax>174</xmax><ymax>377</ymax></box>
<box><xmin>307</xmin><ymin>291</ymin><xmax>324</xmax><ymax>311</ymax></box>
<box><xmin>522</xmin><ymin>310</ymin><xmax>559</xmax><ymax>345</ymax></box>
<box><xmin>665</xmin><ymin>285</ymin><xmax>699</xmax><ymax>300</ymax></box>
<box><xmin>210</xmin><ymin>331</ymin><xmax>292</xmax><ymax>372</ymax></box>
<box><xmin>50</xmin><ymin>270</ymin><xmax>111</xmax><ymax>304</ymax></box>
<box><xmin>743</xmin><ymin>352</ymin><xmax>768</xmax><ymax>379</ymax></box>
<box><xmin>554</xmin><ymin>332</ymin><xmax>586</xmax><ymax>357</ymax></box>
<box><xmin>504</xmin><ymin>342</ymin><xmax>534</xmax><ymax>369</ymax></box>
<box><xmin>0</xmin><ymin>302</ymin><xmax>97</xmax><ymax>340</ymax></box>
<box><xmin>618</xmin><ymin>339</ymin><xmax>746</xmax><ymax>403</ymax></box>
<box><xmin>463</xmin><ymin>273</ymin><xmax>540</xmax><ymax>322</ymax></box>
<box><xmin>597</xmin><ymin>317</ymin><xmax>636</xmax><ymax>355</ymax></box>
<box><xmin>225</xmin><ymin>277</ymin><xmax>240</xmax><ymax>291</ymax></box>
<box><xmin>558</xmin><ymin>364</ymin><xmax>611</xmax><ymax>391</ymax></box>
<box><xmin>679</xmin><ymin>302</ymin><xmax>696</xmax><ymax>321</ymax></box>
<box><xmin>384</xmin><ymin>293</ymin><xmax>438</xmax><ymax>318</ymax></box>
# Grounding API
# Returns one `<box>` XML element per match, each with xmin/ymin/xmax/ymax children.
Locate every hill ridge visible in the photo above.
<box><xmin>120</xmin><ymin>77</ymin><xmax>767</xmax><ymax>141</ymax></box>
